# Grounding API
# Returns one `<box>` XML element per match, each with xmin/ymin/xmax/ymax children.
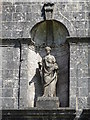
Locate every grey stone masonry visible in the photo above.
<box><xmin>67</xmin><ymin>37</ymin><xmax>90</xmax><ymax>111</ymax></box>
<box><xmin>1</xmin><ymin>1</ymin><xmax>90</xmax><ymax>38</ymax></box>
<box><xmin>0</xmin><ymin>0</ymin><xmax>90</xmax><ymax>110</ymax></box>
<box><xmin>88</xmin><ymin>42</ymin><xmax>90</xmax><ymax>107</ymax></box>
<box><xmin>0</xmin><ymin>38</ymin><xmax>32</xmax><ymax>109</ymax></box>
<box><xmin>1</xmin><ymin>39</ymin><xmax>20</xmax><ymax>109</ymax></box>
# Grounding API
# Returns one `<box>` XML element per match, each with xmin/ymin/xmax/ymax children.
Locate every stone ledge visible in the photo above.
<box><xmin>0</xmin><ymin>38</ymin><xmax>35</xmax><ymax>45</ymax></box>
<box><xmin>0</xmin><ymin>38</ymin><xmax>31</xmax><ymax>42</ymax></box>
<box><xmin>2</xmin><ymin>108</ymin><xmax>76</xmax><ymax>120</ymax></box>
<box><xmin>0</xmin><ymin>37</ymin><xmax>90</xmax><ymax>44</ymax></box>
<box><xmin>66</xmin><ymin>37</ymin><xmax>90</xmax><ymax>43</ymax></box>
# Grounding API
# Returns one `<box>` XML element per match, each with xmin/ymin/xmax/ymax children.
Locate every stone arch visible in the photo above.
<box><xmin>30</xmin><ymin>20</ymin><xmax>70</xmax><ymax>45</ymax></box>
<box><xmin>30</xmin><ymin>18</ymin><xmax>76</xmax><ymax>37</ymax></box>
<box><xmin>28</xmin><ymin>20</ymin><xmax>70</xmax><ymax>107</ymax></box>
<box><xmin>55</xmin><ymin>16</ymin><xmax>77</xmax><ymax>36</ymax></box>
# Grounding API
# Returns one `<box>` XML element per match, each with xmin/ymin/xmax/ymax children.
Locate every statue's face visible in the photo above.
<box><xmin>46</xmin><ymin>50</ymin><xmax>50</xmax><ymax>55</ymax></box>
<box><xmin>45</xmin><ymin>47</ymin><xmax>51</xmax><ymax>55</ymax></box>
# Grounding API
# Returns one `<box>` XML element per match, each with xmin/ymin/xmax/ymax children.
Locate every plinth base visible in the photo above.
<box><xmin>36</xmin><ymin>97</ymin><xmax>59</xmax><ymax>108</ymax></box>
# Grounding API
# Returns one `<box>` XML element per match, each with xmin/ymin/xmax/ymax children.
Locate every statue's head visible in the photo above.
<box><xmin>45</xmin><ymin>46</ymin><xmax>51</xmax><ymax>55</ymax></box>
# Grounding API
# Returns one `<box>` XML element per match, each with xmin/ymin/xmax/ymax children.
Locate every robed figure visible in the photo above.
<box><xmin>38</xmin><ymin>46</ymin><xmax>58</xmax><ymax>97</ymax></box>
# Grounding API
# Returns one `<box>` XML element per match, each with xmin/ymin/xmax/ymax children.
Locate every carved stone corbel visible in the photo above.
<box><xmin>44</xmin><ymin>3</ymin><xmax>54</xmax><ymax>20</ymax></box>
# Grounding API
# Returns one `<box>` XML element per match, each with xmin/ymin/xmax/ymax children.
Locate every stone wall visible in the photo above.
<box><xmin>1</xmin><ymin>1</ymin><xmax>90</xmax><ymax>39</ymax></box>
<box><xmin>0</xmin><ymin>39</ymin><xmax>20</xmax><ymax>109</ymax></box>
<box><xmin>88</xmin><ymin>43</ymin><xmax>90</xmax><ymax>107</ymax></box>
<box><xmin>0</xmin><ymin>0</ymin><xmax>90</xmax><ymax>110</ymax></box>
<box><xmin>68</xmin><ymin>38</ymin><xmax>90</xmax><ymax>113</ymax></box>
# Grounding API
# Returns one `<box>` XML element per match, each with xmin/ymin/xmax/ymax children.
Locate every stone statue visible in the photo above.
<box><xmin>38</xmin><ymin>46</ymin><xmax>58</xmax><ymax>97</ymax></box>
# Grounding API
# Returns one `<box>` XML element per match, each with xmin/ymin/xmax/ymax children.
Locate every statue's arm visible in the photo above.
<box><xmin>38</xmin><ymin>61</ymin><xmax>42</xmax><ymax>70</ymax></box>
<box><xmin>52</xmin><ymin>56</ymin><xmax>58</xmax><ymax>70</ymax></box>
<box><xmin>54</xmin><ymin>62</ymin><xmax>59</xmax><ymax>70</ymax></box>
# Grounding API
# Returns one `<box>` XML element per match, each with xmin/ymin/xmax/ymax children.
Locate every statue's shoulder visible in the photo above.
<box><xmin>44</xmin><ymin>54</ymin><xmax>55</xmax><ymax>61</ymax></box>
<box><xmin>51</xmin><ymin>54</ymin><xmax>55</xmax><ymax>58</ymax></box>
<box><xmin>50</xmin><ymin>54</ymin><xmax>56</xmax><ymax>60</ymax></box>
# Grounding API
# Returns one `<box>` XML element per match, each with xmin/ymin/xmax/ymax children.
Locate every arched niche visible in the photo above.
<box><xmin>28</xmin><ymin>20</ymin><xmax>70</xmax><ymax>107</ymax></box>
<box><xmin>30</xmin><ymin>20</ymin><xmax>69</xmax><ymax>46</ymax></box>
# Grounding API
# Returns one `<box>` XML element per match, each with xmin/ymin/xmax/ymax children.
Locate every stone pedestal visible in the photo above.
<box><xmin>36</xmin><ymin>97</ymin><xmax>59</xmax><ymax>108</ymax></box>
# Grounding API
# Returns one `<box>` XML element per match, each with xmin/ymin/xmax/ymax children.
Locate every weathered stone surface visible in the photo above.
<box><xmin>1</xmin><ymin>1</ymin><xmax>89</xmax><ymax>38</ymax></box>
<box><xmin>79</xmin><ymin>88</ymin><xmax>88</xmax><ymax>97</ymax></box>
<box><xmin>13</xmin><ymin>13</ymin><xmax>25</xmax><ymax>22</ymax></box>
<box><xmin>36</xmin><ymin>97</ymin><xmax>59</xmax><ymax>108</ymax></box>
<box><xmin>26</xmin><ymin>12</ymin><xmax>32</xmax><ymax>21</ymax></box>
<box><xmin>12</xmin><ymin>31</ymin><xmax>23</xmax><ymax>38</ymax></box>
<box><xmin>78</xmin><ymin>97</ymin><xmax>87</xmax><ymax>109</ymax></box>
<box><xmin>2</xmin><ymin>109</ymin><xmax>76</xmax><ymax>120</ymax></box>
<box><xmin>2</xmin><ymin>31</ymin><xmax>12</xmax><ymax>38</ymax></box>
<box><xmin>1</xmin><ymin>40</ymin><xmax>20</xmax><ymax>109</ymax></box>
<box><xmin>2</xmin><ymin>98</ymin><xmax>14</xmax><ymax>109</ymax></box>
<box><xmin>16</xmin><ymin>5</ymin><xmax>23</xmax><ymax>12</ymax></box>
<box><xmin>2</xmin><ymin>12</ymin><xmax>12</xmax><ymax>21</ymax></box>
<box><xmin>0</xmin><ymin>0</ymin><xmax>90</xmax><ymax>114</ymax></box>
<box><xmin>23</xmin><ymin>4</ymin><xmax>31</xmax><ymax>13</ymax></box>
<box><xmin>2</xmin><ymin>22</ymin><xmax>13</xmax><ymax>31</ymax></box>
<box><xmin>69</xmin><ymin>39</ymin><xmax>89</xmax><ymax>112</ymax></box>
<box><xmin>70</xmin><ymin>97</ymin><xmax>76</xmax><ymax>108</ymax></box>
<box><xmin>2</xmin><ymin>88</ymin><xmax>13</xmax><ymax>97</ymax></box>
<box><xmin>13</xmin><ymin>22</ymin><xmax>24</xmax><ymax>31</ymax></box>
<box><xmin>2</xmin><ymin>5</ymin><xmax>15</xmax><ymax>13</ymax></box>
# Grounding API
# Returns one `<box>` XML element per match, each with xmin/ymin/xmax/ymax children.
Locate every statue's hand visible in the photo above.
<box><xmin>38</xmin><ymin>62</ymin><xmax>42</xmax><ymax>70</ymax></box>
<box><xmin>54</xmin><ymin>63</ymin><xmax>58</xmax><ymax>70</ymax></box>
<box><xmin>38</xmin><ymin>62</ymin><xmax>42</xmax><ymax>65</ymax></box>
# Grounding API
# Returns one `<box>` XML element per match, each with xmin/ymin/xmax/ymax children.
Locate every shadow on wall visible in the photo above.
<box><xmin>29</xmin><ymin>68</ymin><xmax>43</xmax><ymax>107</ymax></box>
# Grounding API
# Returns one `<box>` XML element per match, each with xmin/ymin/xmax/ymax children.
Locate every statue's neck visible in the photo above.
<box><xmin>47</xmin><ymin>53</ymin><xmax>50</xmax><ymax>56</ymax></box>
